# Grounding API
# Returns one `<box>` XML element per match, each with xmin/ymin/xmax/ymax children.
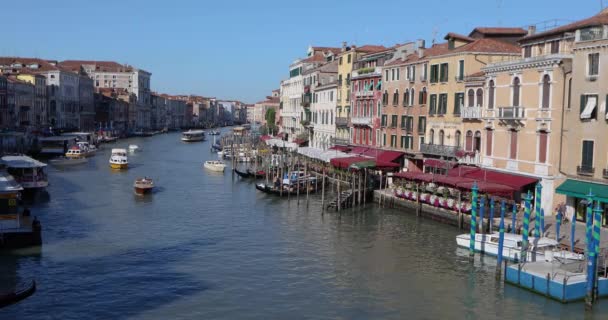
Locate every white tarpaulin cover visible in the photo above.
<box><xmin>297</xmin><ymin>147</ymin><xmax>351</xmax><ymax>163</ymax></box>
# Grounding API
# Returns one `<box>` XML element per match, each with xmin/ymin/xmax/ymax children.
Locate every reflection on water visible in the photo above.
<box><xmin>0</xmin><ymin>131</ymin><xmax>606</xmax><ymax>319</ymax></box>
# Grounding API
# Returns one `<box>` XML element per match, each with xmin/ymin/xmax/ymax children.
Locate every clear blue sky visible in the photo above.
<box><xmin>0</xmin><ymin>0</ymin><xmax>600</xmax><ymax>103</ymax></box>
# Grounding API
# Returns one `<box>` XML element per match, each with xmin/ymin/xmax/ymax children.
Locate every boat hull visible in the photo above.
<box><xmin>50</xmin><ymin>158</ymin><xmax>88</xmax><ymax>166</ymax></box>
<box><xmin>134</xmin><ymin>186</ymin><xmax>153</xmax><ymax>195</ymax></box>
<box><xmin>204</xmin><ymin>164</ymin><xmax>225</xmax><ymax>172</ymax></box>
<box><xmin>109</xmin><ymin>163</ymin><xmax>128</xmax><ymax>170</ymax></box>
<box><xmin>0</xmin><ymin>281</ymin><xmax>36</xmax><ymax>308</ymax></box>
<box><xmin>181</xmin><ymin>137</ymin><xmax>205</xmax><ymax>142</ymax></box>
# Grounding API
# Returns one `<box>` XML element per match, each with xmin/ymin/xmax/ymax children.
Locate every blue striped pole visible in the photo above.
<box><xmin>556</xmin><ymin>208</ymin><xmax>562</xmax><ymax>242</ymax></box>
<box><xmin>521</xmin><ymin>191</ymin><xmax>532</xmax><ymax>262</ymax></box>
<box><xmin>592</xmin><ymin>201</ymin><xmax>602</xmax><ymax>301</ymax></box>
<box><xmin>489</xmin><ymin>198</ymin><xmax>495</xmax><ymax>233</ymax></box>
<box><xmin>512</xmin><ymin>203</ymin><xmax>517</xmax><ymax>234</ymax></box>
<box><xmin>469</xmin><ymin>182</ymin><xmax>479</xmax><ymax>257</ymax></box>
<box><xmin>480</xmin><ymin>196</ymin><xmax>486</xmax><ymax>234</ymax></box>
<box><xmin>497</xmin><ymin>200</ymin><xmax>506</xmax><ymax>270</ymax></box>
<box><xmin>540</xmin><ymin>208</ymin><xmax>545</xmax><ymax>237</ymax></box>
<box><xmin>534</xmin><ymin>183</ymin><xmax>542</xmax><ymax>238</ymax></box>
<box><xmin>585</xmin><ymin>194</ymin><xmax>596</xmax><ymax>309</ymax></box>
<box><xmin>571</xmin><ymin>210</ymin><xmax>576</xmax><ymax>252</ymax></box>
<box><xmin>586</xmin><ymin>191</ymin><xmax>594</xmax><ymax>255</ymax></box>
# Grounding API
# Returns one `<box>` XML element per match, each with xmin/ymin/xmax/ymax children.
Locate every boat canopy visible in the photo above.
<box><xmin>1</xmin><ymin>155</ymin><xmax>47</xmax><ymax>168</ymax></box>
<box><xmin>0</xmin><ymin>171</ymin><xmax>23</xmax><ymax>194</ymax></box>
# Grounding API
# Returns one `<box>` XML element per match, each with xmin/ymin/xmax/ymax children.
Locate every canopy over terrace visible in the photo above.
<box><xmin>297</xmin><ymin>147</ymin><xmax>351</xmax><ymax>163</ymax></box>
<box><xmin>329</xmin><ymin>148</ymin><xmax>404</xmax><ymax>171</ymax></box>
<box><xmin>265</xmin><ymin>139</ymin><xmax>298</xmax><ymax>151</ymax></box>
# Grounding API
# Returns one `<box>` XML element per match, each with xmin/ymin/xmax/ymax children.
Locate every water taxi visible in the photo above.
<box><xmin>134</xmin><ymin>177</ymin><xmax>154</xmax><ymax>195</ymax></box>
<box><xmin>76</xmin><ymin>141</ymin><xmax>97</xmax><ymax>157</ymax></box>
<box><xmin>181</xmin><ymin>130</ymin><xmax>206</xmax><ymax>142</ymax></box>
<box><xmin>109</xmin><ymin>148</ymin><xmax>128</xmax><ymax>170</ymax></box>
<box><xmin>204</xmin><ymin>160</ymin><xmax>226</xmax><ymax>172</ymax></box>
<box><xmin>0</xmin><ymin>170</ymin><xmax>42</xmax><ymax>250</ymax></box>
<box><xmin>49</xmin><ymin>156</ymin><xmax>88</xmax><ymax>167</ymax></box>
<box><xmin>456</xmin><ymin>232</ymin><xmax>584</xmax><ymax>262</ymax></box>
<box><xmin>1</xmin><ymin>155</ymin><xmax>48</xmax><ymax>191</ymax></box>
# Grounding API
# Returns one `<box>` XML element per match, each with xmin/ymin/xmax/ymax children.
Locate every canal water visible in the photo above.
<box><xmin>1</xmin><ymin>130</ymin><xmax>606</xmax><ymax>320</ymax></box>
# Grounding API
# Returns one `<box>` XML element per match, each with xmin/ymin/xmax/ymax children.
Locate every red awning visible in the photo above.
<box><xmin>456</xmin><ymin>181</ymin><xmax>515</xmax><ymax>198</ymax></box>
<box><xmin>394</xmin><ymin>171</ymin><xmax>425</xmax><ymax>180</ymax></box>
<box><xmin>460</xmin><ymin>168</ymin><xmax>537</xmax><ymax>189</ymax></box>
<box><xmin>350</xmin><ymin>147</ymin><xmax>369</xmax><ymax>155</ymax></box>
<box><xmin>447</xmin><ymin>165</ymin><xmax>480</xmax><ymax>177</ymax></box>
<box><xmin>432</xmin><ymin>175</ymin><xmax>475</xmax><ymax>187</ymax></box>
<box><xmin>330</xmin><ymin>145</ymin><xmax>351</xmax><ymax>152</ymax></box>
<box><xmin>424</xmin><ymin>159</ymin><xmax>456</xmax><ymax>169</ymax></box>
<box><xmin>375</xmin><ymin>161</ymin><xmax>401</xmax><ymax>169</ymax></box>
<box><xmin>330</xmin><ymin>156</ymin><xmax>370</xmax><ymax>169</ymax></box>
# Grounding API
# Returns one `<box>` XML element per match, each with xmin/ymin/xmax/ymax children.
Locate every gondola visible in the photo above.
<box><xmin>235</xmin><ymin>168</ymin><xmax>266</xmax><ymax>179</ymax></box>
<box><xmin>255</xmin><ymin>182</ymin><xmax>318</xmax><ymax>197</ymax></box>
<box><xmin>234</xmin><ymin>168</ymin><xmax>252</xmax><ymax>178</ymax></box>
<box><xmin>0</xmin><ymin>280</ymin><xmax>36</xmax><ymax>308</ymax></box>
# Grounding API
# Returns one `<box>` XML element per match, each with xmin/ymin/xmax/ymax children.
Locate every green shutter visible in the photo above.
<box><xmin>580</xmin><ymin>95</ymin><xmax>586</xmax><ymax>114</ymax></box>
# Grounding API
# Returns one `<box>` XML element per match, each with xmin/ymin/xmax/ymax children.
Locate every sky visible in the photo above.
<box><xmin>0</xmin><ymin>0</ymin><xmax>601</xmax><ymax>103</ymax></box>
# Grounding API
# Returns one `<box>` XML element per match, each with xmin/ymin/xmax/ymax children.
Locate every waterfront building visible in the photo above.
<box><xmin>16</xmin><ymin>73</ymin><xmax>47</xmax><ymax>129</ymax></box>
<box><xmin>422</xmin><ymin>30</ymin><xmax>521</xmax><ymax>172</ymax></box>
<box><xmin>0</xmin><ymin>75</ymin><xmax>7</xmax><ymax>128</ymax></box>
<box><xmin>94</xmin><ymin>89</ymin><xmax>130</xmax><ymax>135</ymax></box>
<box><xmin>334</xmin><ymin>44</ymin><xmax>386</xmax><ymax>146</ymax></box>
<box><xmin>304</xmin><ymin>59</ymin><xmax>338</xmax><ymax>148</ymax></box>
<box><xmin>380</xmin><ymin>40</ymin><xmax>435</xmax><ymax>171</ymax></box>
<box><xmin>59</xmin><ymin>60</ymin><xmax>152</xmax><ymax>130</ymax></box>
<box><xmin>280</xmin><ymin>46</ymin><xmax>339</xmax><ymax>142</ymax></box>
<box><xmin>481</xmin><ymin>25</ymin><xmax>573</xmax><ymax>213</ymax></box>
<box><xmin>553</xmin><ymin>8</ymin><xmax>608</xmax><ymax>225</ymax></box>
<box><xmin>350</xmin><ymin>46</ymin><xmax>396</xmax><ymax>147</ymax></box>
<box><xmin>253</xmin><ymin>94</ymin><xmax>280</xmax><ymax>128</ymax></box>
<box><xmin>7</xmin><ymin>77</ymin><xmax>35</xmax><ymax>129</ymax></box>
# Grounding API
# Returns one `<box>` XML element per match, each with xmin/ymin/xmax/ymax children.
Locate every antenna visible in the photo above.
<box><xmin>431</xmin><ymin>27</ymin><xmax>438</xmax><ymax>45</ymax></box>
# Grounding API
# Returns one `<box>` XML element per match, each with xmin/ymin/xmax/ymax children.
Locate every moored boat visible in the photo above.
<box><xmin>76</xmin><ymin>141</ymin><xmax>97</xmax><ymax>157</ymax></box>
<box><xmin>1</xmin><ymin>155</ymin><xmax>48</xmax><ymax>191</ymax></box>
<box><xmin>235</xmin><ymin>168</ymin><xmax>265</xmax><ymax>179</ymax></box>
<box><xmin>204</xmin><ymin>160</ymin><xmax>226</xmax><ymax>172</ymax></box>
<box><xmin>133</xmin><ymin>177</ymin><xmax>154</xmax><ymax>195</ymax></box>
<box><xmin>455</xmin><ymin>232</ymin><xmax>584</xmax><ymax>262</ymax></box>
<box><xmin>109</xmin><ymin>149</ymin><xmax>128</xmax><ymax>170</ymax></box>
<box><xmin>0</xmin><ymin>280</ymin><xmax>36</xmax><ymax>308</ymax></box>
<box><xmin>49</xmin><ymin>156</ymin><xmax>88</xmax><ymax>167</ymax></box>
<box><xmin>181</xmin><ymin>130</ymin><xmax>206</xmax><ymax>142</ymax></box>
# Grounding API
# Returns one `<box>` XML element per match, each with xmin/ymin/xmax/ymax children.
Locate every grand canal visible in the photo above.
<box><xmin>1</xmin><ymin>130</ymin><xmax>606</xmax><ymax>319</ymax></box>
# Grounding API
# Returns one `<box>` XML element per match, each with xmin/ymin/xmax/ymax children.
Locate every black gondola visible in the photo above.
<box><xmin>234</xmin><ymin>168</ymin><xmax>252</xmax><ymax>178</ymax></box>
<box><xmin>235</xmin><ymin>168</ymin><xmax>266</xmax><ymax>179</ymax></box>
<box><xmin>255</xmin><ymin>182</ymin><xmax>318</xmax><ymax>197</ymax></box>
<box><xmin>0</xmin><ymin>280</ymin><xmax>36</xmax><ymax>308</ymax></box>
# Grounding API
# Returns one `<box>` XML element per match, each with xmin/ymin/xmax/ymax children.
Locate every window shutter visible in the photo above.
<box><xmin>580</xmin><ymin>95</ymin><xmax>586</xmax><ymax>114</ymax></box>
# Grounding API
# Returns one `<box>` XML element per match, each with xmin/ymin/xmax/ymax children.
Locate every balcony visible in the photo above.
<box><xmin>351</xmin><ymin>116</ymin><xmax>373</xmax><ymax>126</ymax></box>
<box><xmin>352</xmin><ymin>66</ymin><xmax>381</xmax><ymax>78</ymax></box>
<box><xmin>355</xmin><ymin>91</ymin><xmax>374</xmax><ymax>98</ymax></box>
<box><xmin>498</xmin><ymin>106</ymin><xmax>525</xmax><ymax>120</ymax></box>
<box><xmin>332</xmin><ymin>137</ymin><xmax>350</xmax><ymax>146</ymax></box>
<box><xmin>577</xmin><ymin>165</ymin><xmax>595</xmax><ymax>176</ymax></box>
<box><xmin>420</xmin><ymin>143</ymin><xmax>461</xmax><ymax>158</ymax></box>
<box><xmin>577</xmin><ymin>27</ymin><xmax>605</xmax><ymax>42</ymax></box>
<box><xmin>335</xmin><ymin>117</ymin><xmax>349</xmax><ymax>127</ymax></box>
<box><xmin>461</xmin><ymin>107</ymin><xmax>482</xmax><ymax>120</ymax></box>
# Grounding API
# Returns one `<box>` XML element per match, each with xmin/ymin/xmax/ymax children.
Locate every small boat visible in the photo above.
<box><xmin>211</xmin><ymin>143</ymin><xmax>222</xmax><ymax>152</ymax></box>
<box><xmin>49</xmin><ymin>156</ymin><xmax>88</xmax><ymax>166</ymax></box>
<box><xmin>456</xmin><ymin>232</ymin><xmax>584</xmax><ymax>262</ymax></box>
<box><xmin>76</xmin><ymin>141</ymin><xmax>97</xmax><ymax>157</ymax></box>
<box><xmin>234</xmin><ymin>168</ymin><xmax>265</xmax><ymax>179</ymax></box>
<box><xmin>204</xmin><ymin>160</ymin><xmax>226</xmax><ymax>172</ymax></box>
<box><xmin>181</xmin><ymin>130</ymin><xmax>206</xmax><ymax>142</ymax></box>
<box><xmin>1</xmin><ymin>155</ymin><xmax>48</xmax><ymax>190</ymax></box>
<box><xmin>128</xmin><ymin>145</ymin><xmax>140</xmax><ymax>153</ymax></box>
<box><xmin>109</xmin><ymin>148</ymin><xmax>128</xmax><ymax>170</ymax></box>
<box><xmin>133</xmin><ymin>177</ymin><xmax>154</xmax><ymax>195</ymax></box>
<box><xmin>0</xmin><ymin>280</ymin><xmax>36</xmax><ymax>308</ymax></box>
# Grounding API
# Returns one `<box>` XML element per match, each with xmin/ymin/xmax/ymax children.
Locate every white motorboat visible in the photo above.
<box><xmin>181</xmin><ymin>130</ymin><xmax>206</xmax><ymax>142</ymax></box>
<box><xmin>76</xmin><ymin>141</ymin><xmax>97</xmax><ymax>157</ymax></box>
<box><xmin>204</xmin><ymin>160</ymin><xmax>226</xmax><ymax>172</ymax></box>
<box><xmin>49</xmin><ymin>156</ymin><xmax>88</xmax><ymax>166</ymax></box>
<box><xmin>109</xmin><ymin>148</ymin><xmax>129</xmax><ymax>170</ymax></box>
<box><xmin>128</xmin><ymin>145</ymin><xmax>140</xmax><ymax>153</ymax></box>
<box><xmin>1</xmin><ymin>155</ymin><xmax>48</xmax><ymax>190</ymax></box>
<box><xmin>456</xmin><ymin>232</ymin><xmax>584</xmax><ymax>262</ymax></box>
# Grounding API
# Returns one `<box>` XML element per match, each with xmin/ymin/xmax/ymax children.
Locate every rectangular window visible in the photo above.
<box><xmin>486</xmin><ymin>129</ymin><xmax>493</xmax><ymax>156</ymax></box>
<box><xmin>588</xmin><ymin>53</ymin><xmax>599</xmax><ymax>76</ymax></box>
<box><xmin>438</xmin><ymin>93</ymin><xmax>448</xmax><ymax>115</ymax></box>
<box><xmin>457</xmin><ymin>60</ymin><xmax>464</xmax><ymax>81</ymax></box>
<box><xmin>423</xmin><ymin>63</ymin><xmax>428</xmax><ymax>81</ymax></box>
<box><xmin>582</xmin><ymin>140</ymin><xmax>594</xmax><ymax>169</ymax></box>
<box><xmin>383</xmin><ymin>133</ymin><xmax>387</xmax><ymax>146</ymax></box>
<box><xmin>418</xmin><ymin>116</ymin><xmax>426</xmax><ymax>134</ymax></box>
<box><xmin>385</xmin><ymin>70</ymin><xmax>389</xmax><ymax>82</ymax></box>
<box><xmin>538</xmin><ymin>131</ymin><xmax>548</xmax><ymax>163</ymax></box>
<box><xmin>439</xmin><ymin>63</ymin><xmax>449</xmax><ymax>82</ymax></box>
<box><xmin>524</xmin><ymin>46</ymin><xmax>532</xmax><ymax>58</ymax></box>
<box><xmin>400</xmin><ymin>136</ymin><xmax>406</xmax><ymax>149</ymax></box>
<box><xmin>509</xmin><ymin>130</ymin><xmax>518</xmax><ymax>159</ymax></box>
<box><xmin>411</xmin><ymin>66</ymin><xmax>416</xmax><ymax>82</ymax></box>
<box><xmin>339</xmin><ymin>57</ymin><xmax>343</xmax><ymax>65</ymax></box>
<box><xmin>391</xmin><ymin>135</ymin><xmax>397</xmax><ymax>148</ymax></box>
<box><xmin>550</xmin><ymin>41</ymin><xmax>560</xmax><ymax>54</ymax></box>
<box><xmin>381</xmin><ymin>115</ymin><xmax>387</xmax><ymax>127</ymax></box>
<box><xmin>429</xmin><ymin>95</ymin><xmax>437</xmax><ymax>115</ymax></box>
<box><xmin>391</xmin><ymin>115</ymin><xmax>398</xmax><ymax>128</ymax></box>
<box><xmin>391</xmin><ymin>69</ymin><xmax>395</xmax><ymax>81</ymax></box>
<box><xmin>580</xmin><ymin>94</ymin><xmax>598</xmax><ymax>120</ymax></box>
<box><xmin>400</xmin><ymin>115</ymin><xmax>406</xmax><ymax>128</ymax></box>
<box><xmin>430</xmin><ymin>65</ymin><xmax>439</xmax><ymax>83</ymax></box>
<box><xmin>347</xmin><ymin>54</ymin><xmax>351</xmax><ymax>63</ymax></box>
<box><xmin>406</xmin><ymin>116</ymin><xmax>414</xmax><ymax>132</ymax></box>
<box><xmin>454</xmin><ymin>92</ymin><xmax>464</xmax><ymax>115</ymax></box>
<box><xmin>396</xmin><ymin>68</ymin><xmax>400</xmax><ymax>81</ymax></box>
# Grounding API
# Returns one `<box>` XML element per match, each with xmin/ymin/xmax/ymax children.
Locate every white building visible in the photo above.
<box><xmin>311</xmin><ymin>82</ymin><xmax>337</xmax><ymax>149</ymax></box>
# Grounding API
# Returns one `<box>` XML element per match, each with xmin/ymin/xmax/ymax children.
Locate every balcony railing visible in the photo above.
<box><xmin>498</xmin><ymin>106</ymin><xmax>525</xmax><ymax>119</ymax></box>
<box><xmin>578</xmin><ymin>27</ymin><xmax>605</xmax><ymax>42</ymax></box>
<box><xmin>335</xmin><ymin>117</ymin><xmax>349</xmax><ymax>127</ymax></box>
<box><xmin>577</xmin><ymin>165</ymin><xmax>595</xmax><ymax>176</ymax></box>
<box><xmin>355</xmin><ymin>91</ymin><xmax>374</xmax><ymax>98</ymax></box>
<box><xmin>420</xmin><ymin>143</ymin><xmax>461</xmax><ymax>158</ymax></box>
<box><xmin>351</xmin><ymin>116</ymin><xmax>373</xmax><ymax>126</ymax></box>
<box><xmin>461</xmin><ymin>106</ymin><xmax>482</xmax><ymax>120</ymax></box>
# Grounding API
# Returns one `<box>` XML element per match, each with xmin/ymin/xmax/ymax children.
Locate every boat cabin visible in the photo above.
<box><xmin>0</xmin><ymin>171</ymin><xmax>24</xmax><ymax>230</ymax></box>
<box><xmin>111</xmin><ymin>149</ymin><xmax>127</xmax><ymax>157</ymax></box>
<box><xmin>39</xmin><ymin>136</ymin><xmax>77</xmax><ymax>155</ymax></box>
<box><xmin>0</xmin><ymin>155</ymin><xmax>48</xmax><ymax>190</ymax></box>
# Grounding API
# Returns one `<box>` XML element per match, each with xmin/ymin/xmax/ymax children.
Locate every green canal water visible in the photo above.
<box><xmin>1</xmin><ymin>130</ymin><xmax>606</xmax><ymax>319</ymax></box>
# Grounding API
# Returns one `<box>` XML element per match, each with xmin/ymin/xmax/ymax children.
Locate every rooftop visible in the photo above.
<box><xmin>522</xmin><ymin>9</ymin><xmax>608</xmax><ymax>41</ymax></box>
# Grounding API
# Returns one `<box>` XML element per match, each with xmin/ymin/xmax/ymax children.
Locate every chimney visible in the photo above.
<box><xmin>418</xmin><ymin>48</ymin><xmax>425</xmax><ymax>59</ymax></box>
<box><xmin>416</xmin><ymin>39</ymin><xmax>426</xmax><ymax>49</ymax></box>
<box><xmin>342</xmin><ymin>41</ymin><xmax>347</xmax><ymax>52</ymax></box>
<box><xmin>527</xmin><ymin>25</ymin><xmax>536</xmax><ymax>36</ymax></box>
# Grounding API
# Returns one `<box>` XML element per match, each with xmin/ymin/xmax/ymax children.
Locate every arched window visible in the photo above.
<box><xmin>357</xmin><ymin>101</ymin><xmax>361</xmax><ymax>116</ymax></box>
<box><xmin>455</xmin><ymin>130</ymin><xmax>461</xmax><ymax>148</ymax></box>
<box><xmin>512</xmin><ymin>77</ymin><xmax>521</xmax><ymax>107</ymax></box>
<box><xmin>393</xmin><ymin>89</ymin><xmax>399</xmax><ymax>106</ymax></box>
<box><xmin>465</xmin><ymin>130</ymin><xmax>473</xmax><ymax>151</ymax></box>
<box><xmin>485</xmin><ymin>129</ymin><xmax>493</xmax><ymax>156</ymax></box>
<box><xmin>467</xmin><ymin>89</ymin><xmax>475</xmax><ymax>107</ymax></box>
<box><xmin>541</xmin><ymin>75</ymin><xmax>551</xmax><ymax>109</ymax></box>
<box><xmin>476</xmin><ymin>88</ymin><xmax>483</xmax><ymax>107</ymax></box>
<box><xmin>509</xmin><ymin>129</ymin><xmax>518</xmax><ymax>159</ymax></box>
<box><xmin>410</xmin><ymin>88</ymin><xmax>415</xmax><ymax>106</ymax></box>
<box><xmin>439</xmin><ymin>130</ymin><xmax>445</xmax><ymax>146</ymax></box>
<box><xmin>363</xmin><ymin>101</ymin><xmax>368</xmax><ymax>117</ymax></box>
<box><xmin>488</xmin><ymin>80</ymin><xmax>495</xmax><ymax>109</ymax></box>
<box><xmin>404</xmin><ymin>89</ymin><xmax>410</xmax><ymax>107</ymax></box>
<box><xmin>538</xmin><ymin>130</ymin><xmax>548</xmax><ymax>163</ymax></box>
<box><xmin>474</xmin><ymin>131</ymin><xmax>482</xmax><ymax>152</ymax></box>
<box><xmin>419</xmin><ymin>87</ymin><xmax>428</xmax><ymax>105</ymax></box>
<box><xmin>429</xmin><ymin>129</ymin><xmax>435</xmax><ymax>145</ymax></box>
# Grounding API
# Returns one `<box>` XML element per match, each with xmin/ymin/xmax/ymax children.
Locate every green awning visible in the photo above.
<box><xmin>349</xmin><ymin>160</ymin><xmax>376</xmax><ymax>170</ymax></box>
<box><xmin>556</xmin><ymin>179</ymin><xmax>608</xmax><ymax>203</ymax></box>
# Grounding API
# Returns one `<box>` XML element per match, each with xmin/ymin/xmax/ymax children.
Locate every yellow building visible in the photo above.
<box><xmin>422</xmin><ymin>30</ymin><xmax>521</xmax><ymax>172</ymax></box>
<box><xmin>334</xmin><ymin>43</ymin><xmax>385</xmax><ymax>145</ymax></box>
